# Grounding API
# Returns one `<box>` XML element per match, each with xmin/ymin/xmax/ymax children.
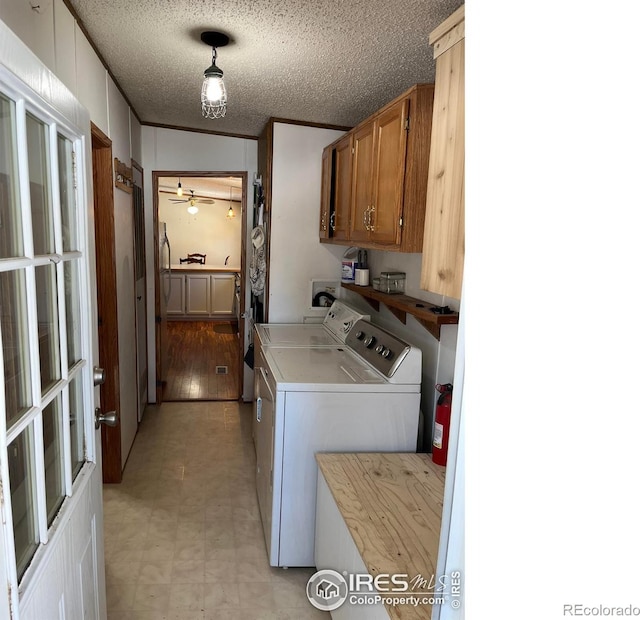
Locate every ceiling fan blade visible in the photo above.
<box><xmin>169</xmin><ymin>199</ymin><xmax>188</xmax><ymax>203</ymax></box>
<box><xmin>198</xmin><ymin>199</ymin><xmax>215</xmax><ymax>204</ymax></box>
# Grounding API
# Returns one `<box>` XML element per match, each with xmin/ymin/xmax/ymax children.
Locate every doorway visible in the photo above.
<box><xmin>153</xmin><ymin>171</ymin><xmax>247</xmax><ymax>403</ymax></box>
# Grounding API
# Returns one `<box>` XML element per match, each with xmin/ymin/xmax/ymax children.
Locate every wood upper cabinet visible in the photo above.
<box><xmin>350</xmin><ymin>122</ymin><xmax>375</xmax><ymax>243</ymax></box>
<box><xmin>320</xmin><ymin>83</ymin><xmax>434</xmax><ymax>253</ymax></box>
<box><xmin>368</xmin><ymin>98</ymin><xmax>409</xmax><ymax>246</ymax></box>
<box><xmin>421</xmin><ymin>5</ymin><xmax>465</xmax><ymax>299</ymax></box>
<box><xmin>320</xmin><ymin>133</ymin><xmax>353</xmax><ymax>242</ymax></box>
<box><xmin>319</xmin><ymin>146</ymin><xmax>331</xmax><ymax>239</ymax></box>
<box><xmin>331</xmin><ymin>134</ymin><xmax>352</xmax><ymax>241</ymax></box>
<box><xmin>350</xmin><ymin>99</ymin><xmax>407</xmax><ymax>246</ymax></box>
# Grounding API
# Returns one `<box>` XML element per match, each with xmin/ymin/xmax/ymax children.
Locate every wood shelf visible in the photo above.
<box><xmin>341</xmin><ymin>282</ymin><xmax>458</xmax><ymax>340</ymax></box>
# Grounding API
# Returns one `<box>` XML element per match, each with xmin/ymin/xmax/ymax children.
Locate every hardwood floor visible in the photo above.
<box><xmin>164</xmin><ymin>320</ymin><xmax>240</xmax><ymax>401</ymax></box>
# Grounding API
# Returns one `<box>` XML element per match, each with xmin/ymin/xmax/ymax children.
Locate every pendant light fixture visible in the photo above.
<box><xmin>227</xmin><ymin>186</ymin><xmax>236</xmax><ymax>218</ymax></box>
<box><xmin>177</xmin><ymin>178</ymin><xmax>183</xmax><ymax>197</ymax></box>
<box><xmin>201</xmin><ymin>31</ymin><xmax>229</xmax><ymax>119</ymax></box>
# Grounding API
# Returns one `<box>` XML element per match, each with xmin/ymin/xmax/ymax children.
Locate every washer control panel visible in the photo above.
<box><xmin>323</xmin><ymin>301</ymin><xmax>370</xmax><ymax>342</ymax></box>
<box><xmin>347</xmin><ymin>319</ymin><xmax>412</xmax><ymax>378</ymax></box>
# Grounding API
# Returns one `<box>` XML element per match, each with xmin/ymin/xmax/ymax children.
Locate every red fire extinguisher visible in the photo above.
<box><xmin>432</xmin><ymin>383</ymin><xmax>453</xmax><ymax>466</ymax></box>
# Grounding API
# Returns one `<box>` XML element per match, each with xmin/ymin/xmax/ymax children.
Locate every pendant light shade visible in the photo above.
<box><xmin>201</xmin><ymin>32</ymin><xmax>229</xmax><ymax>119</ymax></box>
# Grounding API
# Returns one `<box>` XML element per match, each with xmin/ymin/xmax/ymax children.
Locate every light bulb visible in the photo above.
<box><xmin>227</xmin><ymin>206</ymin><xmax>235</xmax><ymax>218</ymax></box>
<box><xmin>177</xmin><ymin>181</ymin><xmax>183</xmax><ymax>197</ymax></box>
<box><xmin>205</xmin><ymin>77</ymin><xmax>225</xmax><ymax>102</ymax></box>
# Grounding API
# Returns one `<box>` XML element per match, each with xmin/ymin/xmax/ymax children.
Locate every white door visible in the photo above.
<box><xmin>132</xmin><ymin>167</ymin><xmax>147</xmax><ymax>421</ymax></box>
<box><xmin>0</xmin><ymin>24</ymin><xmax>107</xmax><ymax>619</ymax></box>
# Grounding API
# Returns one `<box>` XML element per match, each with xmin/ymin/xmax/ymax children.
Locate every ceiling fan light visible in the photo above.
<box><xmin>187</xmin><ymin>204</ymin><xmax>199</xmax><ymax>215</ymax></box>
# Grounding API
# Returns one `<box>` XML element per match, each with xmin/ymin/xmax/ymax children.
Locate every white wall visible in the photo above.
<box><xmin>269</xmin><ymin>122</ymin><xmax>346</xmax><ymax>322</ymax></box>
<box><xmin>107</xmin><ymin>75</ymin><xmax>138</xmax><ymax>466</ymax></box>
<box><xmin>141</xmin><ymin>126</ymin><xmax>258</xmax><ymax>402</ymax></box>
<box><xmin>159</xmin><ymin>194</ymin><xmax>242</xmax><ymax>267</ymax></box>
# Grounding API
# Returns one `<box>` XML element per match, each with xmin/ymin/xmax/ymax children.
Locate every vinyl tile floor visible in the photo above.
<box><xmin>104</xmin><ymin>401</ymin><xmax>329</xmax><ymax>620</ymax></box>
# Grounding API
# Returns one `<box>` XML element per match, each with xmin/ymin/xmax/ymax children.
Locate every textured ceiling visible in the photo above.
<box><xmin>66</xmin><ymin>0</ymin><xmax>464</xmax><ymax>138</ymax></box>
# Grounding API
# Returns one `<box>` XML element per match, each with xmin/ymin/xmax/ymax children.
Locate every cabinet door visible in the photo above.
<box><xmin>349</xmin><ymin>121</ymin><xmax>375</xmax><ymax>242</ymax></box>
<box><xmin>331</xmin><ymin>134</ymin><xmax>352</xmax><ymax>241</ymax></box>
<box><xmin>319</xmin><ymin>146</ymin><xmax>332</xmax><ymax>240</ymax></box>
<box><xmin>211</xmin><ymin>274</ymin><xmax>235</xmax><ymax>315</ymax></box>
<box><xmin>166</xmin><ymin>274</ymin><xmax>185</xmax><ymax>315</ymax></box>
<box><xmin>370</xmin><ymin>98</ymin><xmax>409</xmax><ymax>246</ymax></box>
<box><xmin>186</xmin><ymin>274</ymin><xmax>210</xmax><ymax>315</ymax></box>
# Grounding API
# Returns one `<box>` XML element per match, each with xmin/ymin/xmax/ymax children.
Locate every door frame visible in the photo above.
<box><xmin>91</xmin><ymin>123</ymin><xmax>122</xmax><ymax>483</ymax></box>
<box><xmin>152</xmin><ymin>170</ymin><xmax>247</xmax><ymax>403</ymax></box>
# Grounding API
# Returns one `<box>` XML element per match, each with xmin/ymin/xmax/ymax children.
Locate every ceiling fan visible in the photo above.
<box><xmin>169</xmin><ymin>189</ymin><xmax>215</xmax><ymax>206</ymax></box>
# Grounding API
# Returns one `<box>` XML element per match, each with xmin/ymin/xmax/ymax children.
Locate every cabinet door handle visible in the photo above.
<box><xmin>364</xmin><ymin>206</ymin><xmax>371</xmax><ymax>231</ymax></box>
<box><xmin>369</xmin><ymin>205</ymin><xmax>375</xmax><ymax>231</ymax></box>
<box><xmin>256</xmin><ymin>396</ymin><xmax>262</xmax><ymax>422</ymax></box>
<box><xmin>329</xmin><ymin>212</ymin><xmax>336</xmax><ymax>231</ymax></box>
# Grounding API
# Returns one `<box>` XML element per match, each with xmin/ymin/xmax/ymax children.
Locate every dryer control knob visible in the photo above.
<box><xmin>381</xmin><ymin>348</ymin><xmax>392</xmax><ymax>359</ymax></box>
<box><xmin>375</xmin><ymin>344</ymin><xmax>384</xmax><ymax>354</ymax></box>
<box><xmin>356</xmin><ymin>331</ymin><xmax>365</xmax><ymax>340</ymax></box>
<box><xmin>364</xmin><ymin>336</ymin><xmax>376</xmax><ymax>348</ymax></box>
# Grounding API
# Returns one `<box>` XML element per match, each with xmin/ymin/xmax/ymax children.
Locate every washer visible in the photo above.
<box><xmin>255</xmin><ymin>299</ymin><xmax>370</xmax><ymax>347</ymax></box>
<box><xmin>254</xmin><ymin>318</ymin><xmax>421</xmax><ymax>567</ymax></box>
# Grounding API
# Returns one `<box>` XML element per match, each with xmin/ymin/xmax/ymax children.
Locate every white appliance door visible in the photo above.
<box><xmin>254</xmin><ymin>367</ymin><xmax>275</xmax><ymax>557</ymax></box>
<box><xmin>158</xmin><ymin>222</ymin><xmax>171</xmax><ymax>394</ymax></box>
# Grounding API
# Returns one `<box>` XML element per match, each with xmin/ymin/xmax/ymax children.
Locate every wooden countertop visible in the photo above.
<box><xmin>170</xmin><ymin>265</ymin><xmax>240</xmax><ymax>273</ymax></box>
<box><xmin>316</xmin><ymin>453</ymin><xmax>446</xmax><ymax>620</ymax></box>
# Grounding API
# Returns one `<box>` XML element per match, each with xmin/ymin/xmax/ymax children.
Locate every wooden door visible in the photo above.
<box><xmin>332</xmin><ymin>134</ymin><xmax>352</xmax><ymax>241</ymax></box>
<box><xmin>91</xmin><ymin>125</ymin><xmax>122</xmax><ymax>483</ymax></box>
<box><xmin>349</xmin><ymin>121</ymin><xmax>375</xmax><ymax>242</ymax></box>
<box><xmin>0</xmin><ymin>25</ymin><xmax>107</xmax><ymax>617</ymax></box>
<box><xmin>319</xmin><ymin>146</ymin><xmax>331</xmax><ymax>239</ymax></box>
<box><xmin>370</xmin><ymin>98</ymin><xmax>409</xmax><ymax>246</ymax></box>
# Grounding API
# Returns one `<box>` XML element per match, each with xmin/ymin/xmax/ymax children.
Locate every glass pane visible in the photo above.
<box><xmin>57</xmin><ymin>135</ymin><xmax>78</xmax><ymax>252</ymax></box>
<box><xmin>35</xmin><ymin>264</ymin><xmax>61</xmax><ymax>392</ymax></box>
<box><xmin>26</xmin><ymin>113</ymin><xmax>53</xmax><ymax>255</ymax></box>
<box><xmin>8</xmin><ymin>427</ymin><xmax>38</xmax><ymax>580</ymax></box>
<box><xmin>1</xmin><ymin>269</ymin><xmax>32</xmax><ymax>427</ymax></box>
<box><xmin>64</xmin><ymin>260</ymin><xmax>82</xmax><ymax>366</ymax></box>
<box><xmin>43</xmin><ymin>396</ymin><xmax>65</xmax><ymax>524</ymax></box>
<box><xmin>0</xmin><ymin>94</ymin><xmax>24</xmax><ymax>258</ymax></box>
<box><xmin>69</xmin><ymin>375</ymin><xmax>85</xmax><ymax>479</ymax></box>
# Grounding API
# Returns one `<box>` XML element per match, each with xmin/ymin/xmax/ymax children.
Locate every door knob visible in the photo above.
<box><xmin>93</xmin><ymin>366</ymin><xmax>106</xmax><ymax>386</ymax></box>
<box><xmin>95</xmin><ymin>408</ymin><xmax>118</xmax><ymax>429</ymax></box>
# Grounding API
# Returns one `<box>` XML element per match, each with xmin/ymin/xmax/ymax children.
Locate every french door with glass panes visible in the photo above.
<box><xmin>1</xmin><ymin>25</ymin><xmax>107</xmax><ymax>620</ymax></box>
